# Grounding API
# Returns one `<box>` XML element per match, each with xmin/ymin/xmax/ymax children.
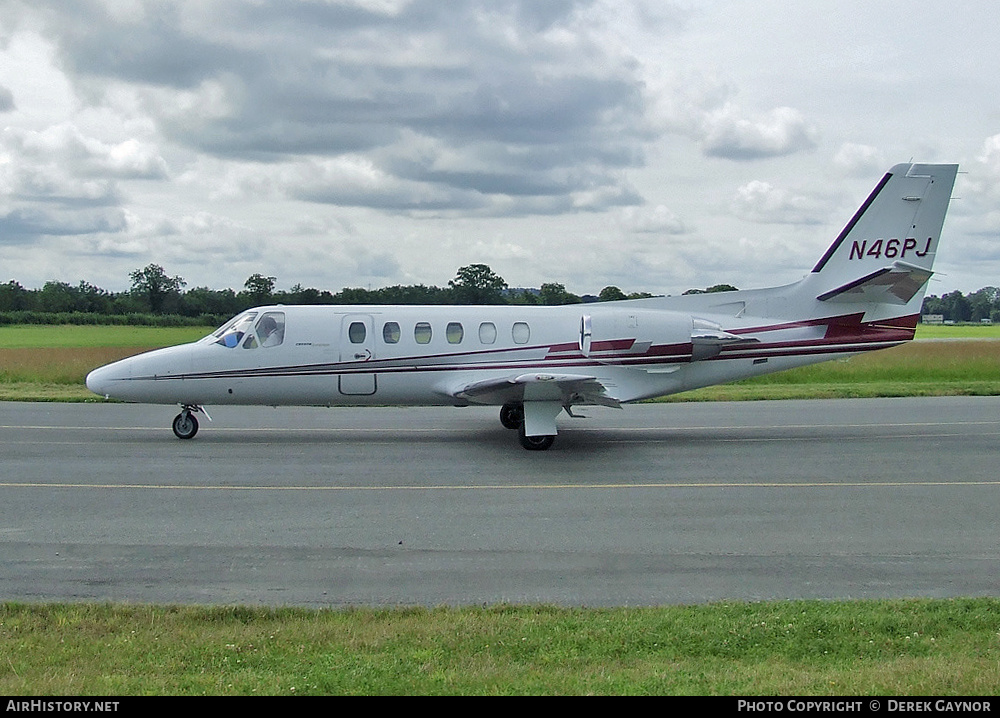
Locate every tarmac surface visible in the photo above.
<box><xmin>2</xmin><ymin>397</ymin><xmax>998</xmax><ymax>607</ymax></box>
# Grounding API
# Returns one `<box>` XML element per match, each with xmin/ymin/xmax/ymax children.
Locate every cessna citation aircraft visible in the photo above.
<box><xmin>87</xmin><ymin>162</ymin><xmax>958</xmax><ymax>450</ymax></box>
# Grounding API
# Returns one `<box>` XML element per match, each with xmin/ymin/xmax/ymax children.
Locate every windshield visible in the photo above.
<box><xmin>208</xmin><ymin>311</ymin><xmax>258</xmax><ymax>348</ymax></box>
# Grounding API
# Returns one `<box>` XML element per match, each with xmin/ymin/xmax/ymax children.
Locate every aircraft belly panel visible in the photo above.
<box><xmin>339</xmin><ymin>373</ymin><xmax>377</xmax><ymax>395</ymax></box>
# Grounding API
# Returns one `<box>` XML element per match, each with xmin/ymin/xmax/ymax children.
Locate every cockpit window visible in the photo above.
<box><xmin>213</xmin><ymin>312</ymin><xmax>257</xmax><ymax>348</ymax></box>
<box><xmin>212</xmin><ymin>311</ymin><xmax>285</xmax><ymax>349</ymax></box>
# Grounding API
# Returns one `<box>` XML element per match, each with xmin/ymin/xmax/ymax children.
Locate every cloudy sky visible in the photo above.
<box><xmin>2</xmin><ymin>0</ymin><xmax>998</xmax><ymax>297</ymax></box>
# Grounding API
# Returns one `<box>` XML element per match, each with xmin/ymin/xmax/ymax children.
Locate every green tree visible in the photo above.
<box><xmin>448</xmin><ymin>264</ymin><xmax>508</xmax><ymax>304</ymax></box>
<box><xmin>968</xmin><ymin>287</ymin><xmax>999</xmax><ymax>323</ymax></box>
<box><xmin>244</xmin><ymin>274</ymin><xmax>277</xmax><ymax>304</ymax></box>
<box><xmin>0</xmin><ymin>280</ymin><xmax>30</xmax><ymax>311</ymax></box>
<box><xmin>598</xmin><ymin>286</ymin><xmax>627</xmax><ymax>302</ymax></box>
<box><xmin>129</xmin><ymin>264</ymin><xmax>186</xmax><ymax>314</ymax></box>
<box><xmin>941</xmin><ymin>290</ymin><xmax>972</xmax><ymax>322</ymax></box>
<box><xmin>74</xmin><ymin>281</ymin><xmax>113</xmax><ymax>314</ymax></box>
<box><xmin>684</xmin><ymin>283</ymin><xmax>739</xmax><ymax>295</ymax></box>
<box><xmin>38</xmin><ymin>281</ymin><xmax>76</xmax><ymax>313</ymax></box>
<box><xmin>539</xmin><ymin>282</ymin><xmax>581</xmax><ymax>305</ymax></box>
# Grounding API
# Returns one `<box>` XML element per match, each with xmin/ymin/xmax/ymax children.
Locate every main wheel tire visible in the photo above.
<box><xmin>500</xmin><ymin>402</ymin><xmax>524</xmax><ymax>430</ymax></box>
<box><xmin>172</xmin><ymin>412</ymin><xmax>199</xmax><ymax>440</ymax></box>
<box><xmin>518</xmin><ymin>424</ymin><xmax>555</xmax><ymax>451</ymax></box>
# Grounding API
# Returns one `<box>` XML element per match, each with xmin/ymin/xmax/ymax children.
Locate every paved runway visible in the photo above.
<box><xmin>2</xmin><ymin>397</ymin><xmax>999</xmax><ymax>606</ymax></box>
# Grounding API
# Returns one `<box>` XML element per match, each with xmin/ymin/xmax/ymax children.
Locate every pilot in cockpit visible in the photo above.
<box><xmin>257</xmin><ymin>314</ymin><xmax>284</xmax><ymax>347</ymax></box>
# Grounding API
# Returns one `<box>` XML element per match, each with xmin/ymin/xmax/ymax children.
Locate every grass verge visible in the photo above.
<box><xmin>2</xmin><ymin>599</ymin><xmax>999</xmax><ymax>695</ymax></box>
<box><xmin>1</xmin><ymin>325</ymin><xmax>999</xmax><ymax>402</ymax></box>
<box><xmin>4</xmin><ymin>338</ymin><xmax>999</xmax><ymax>403</ymax></box>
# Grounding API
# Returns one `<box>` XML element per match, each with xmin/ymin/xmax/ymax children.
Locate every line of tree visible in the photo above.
<box><xmin>0</xmin><ymin>263</ymin><xmax>656</xmax><ymax>325</ymax></box>
<box><xmin>921</xmin><ymin>288</ymin><xmax>1000</xmax><ymax>323</ymax></box>
<box><xmin>3</xmin><ymin>262</ymin><xmax>993</xmax><ymax>325</ymax></box>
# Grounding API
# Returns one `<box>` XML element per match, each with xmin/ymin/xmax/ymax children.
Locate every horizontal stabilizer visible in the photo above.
<box><xmin>816</xmin><ymin>261</ymin><xmax>934</xmax><ymax>304</ymax></box>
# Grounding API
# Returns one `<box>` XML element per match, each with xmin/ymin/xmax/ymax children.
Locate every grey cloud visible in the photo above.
<box><xmin>0</xmin><ymin>85</ymin><xmax>14</xmax><ymax>112</ymax></box>
<box><xmin>8</xmin><ymin>170</ymin><xmax>123</xmax><ymax>208</ymax></box>
<box><xmin>49</xmin><ymin>2</ymin><xmax>255</xmax><ymax>89</ymax></box>
<box><xmin>38</xmin><ymin>0</ymin><xmax>656</xmax><ymax>215</ymax></box>
<box><xmin>0</xmin><ymin>207</ymin><xmax>126</xmax><ymax>243</ymax></box>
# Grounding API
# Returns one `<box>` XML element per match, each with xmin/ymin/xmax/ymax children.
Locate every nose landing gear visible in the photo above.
<box><xmin>172</xmin><ymin>405</ymin><xmax>210</xmax><ymax>439</ymax></box>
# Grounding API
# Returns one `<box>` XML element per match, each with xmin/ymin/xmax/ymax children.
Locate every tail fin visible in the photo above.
<box><xmin>810</xmin><ymin>163</ymin><xmax>958</xmax><ymax>305</ymax></box>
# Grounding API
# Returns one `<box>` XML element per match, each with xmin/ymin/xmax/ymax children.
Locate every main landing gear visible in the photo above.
<box><xmin>499</xmin><ymin>402</ymin><xmax>524</xmax><ymax>430</ymax></box>
<box><xmin>172</xmin><ymin>405</ymin><xmax>209</xmax><ymax>440</ymax></box>
<box><xmin>500</xmin><ymin>402</ymin><xmax>557</xmax><ymax>451</ymax></box>
<box><xmin>517</xmin><ymin>426</ymin><xmax>555</xmax><ymax>451</ymax></box>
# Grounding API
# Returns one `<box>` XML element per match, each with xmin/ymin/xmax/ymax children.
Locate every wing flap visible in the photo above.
<box><xmin>453</xmin><ymin>373</ymin><xmax>621</xmax><ymax>408</ymax></box>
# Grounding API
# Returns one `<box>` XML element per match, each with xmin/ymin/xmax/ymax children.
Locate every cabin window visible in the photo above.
<box><xmin>382</xmin><ymin>322</ymin><xmax>401</xmax><ymax>344</ymax></box>
<box><xmin>446</xmin><ymin>322</ymin><xmax>464</xmax><ymax>344</ymax></box>
<box><xmin>348</xmin><ymin>321</ymin><xmax>367</xmax><ymax>344</ymax></box>
<box><xmin>512</xmin><ymin>322</ymin><xmax>530</xmax><ymax>344</ymax></box>
<box><xmin>255</xmin><ymin>312</ymin><xmax>285</xmax><ymax>348</ymax></box>
<box><xmin>414</xmin><ymin>322</ymin><xmax>432</xmax><ymax>344</ymax></box>
<box><xmin>479</xmin><ymin>322</ymin><xmax>497</xmax><ymax>344</ymax></box>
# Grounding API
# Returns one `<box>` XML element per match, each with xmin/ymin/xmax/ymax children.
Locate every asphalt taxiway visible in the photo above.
<box><xmin>2</xmin><ymin>397</ymin><xmax>998</xmax><ymax>606</ymax></box>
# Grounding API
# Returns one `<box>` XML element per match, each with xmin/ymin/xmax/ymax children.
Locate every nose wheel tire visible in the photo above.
<box><xmin>172</xmin><ymin>411</ymin><xmax>199</xmax><ymax>440</ymax></box>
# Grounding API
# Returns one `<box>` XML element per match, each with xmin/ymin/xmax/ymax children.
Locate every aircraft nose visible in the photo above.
<box><xmin>86</xmin><ymin>357</ymin><xmax>132</xmax><ymax>398</ymax></box>
<box><xmin>85</xmin><ymin>364</ymin><xmax>114</xmax><ymax>398</ymax></box>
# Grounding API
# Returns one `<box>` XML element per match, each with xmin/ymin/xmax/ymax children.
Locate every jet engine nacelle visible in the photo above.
<box><xmin>579</xmin><ymin>308</ymin><xmax>757</xmax><ymax>365</ymax></box>
<box><xmin>579</xmin><ymin>309</ymin><xmax>694</xmax><ymax>364</ymax></box>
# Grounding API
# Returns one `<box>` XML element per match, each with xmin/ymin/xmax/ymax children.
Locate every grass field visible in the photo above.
<box><xmin>2</xmin><ymin>599</ymin><xmax>999</xmax><ymax>695</ymax></box>
<box><xmin>0</xmin><ymin>325</ymin><xmax>213</xmax><ymax>400</ymax></box>
<box><xmin>0</xmin><ymin>320</ymin><xmax>993</xmax><ymax>347</ymax></box>
<box><xmin>668</xmin><ymin>340</ymin><xmax>1000</xmax><ymax>401</ymax></box>
<box><xmin>914</xmin><ymin>323</ymin><xmax>1000</xmax><ymax>339</ymax></box>
<box><xmin>1</xmin><ymin>323</ymin><xmax>997</xmax><ymax>402</ymax></box>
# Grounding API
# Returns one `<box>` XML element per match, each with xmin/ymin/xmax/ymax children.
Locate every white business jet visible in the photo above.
<box><xmin>86</xmin><ymin>163</ymin><xmax>958</xmax><ymax>450</ymax></box>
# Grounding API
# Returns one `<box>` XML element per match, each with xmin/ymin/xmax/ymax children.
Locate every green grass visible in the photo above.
<box><xmin>1</xmin><ymin>599</ymin><xmax>998</xmax><ymax>695</ymax></box>
<box><xmin>0</xmin><ymin>321</ymin><xmax>991</xmax><ymax>348</ymax></box>
<box><xmin>663</xmin><ymin>340</ymin><xmax>1000</xmax><ymax>401</ymax></box>
<box><xmin>0</xmin><ymin>326</ymin><xmax>213</xmax><ymax>397</ymax></box>
<box><xmin>914</xmin><ymin>323</ymin><xmax>1000</xmax><ymax>339</ymax></box>
<box><xmin>1</xmin><ymin>324</ymin><xmax>999</xmax><ymax>402</ymax></box>
<box><xmin>0</xmin><ymin>324</ymin><xmax>212</xmax><ymax>349</ymax></box>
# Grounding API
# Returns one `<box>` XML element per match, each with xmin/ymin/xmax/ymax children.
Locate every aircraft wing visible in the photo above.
<box><xmin>452</xmin><ymin>372</ymin><xmax>621</xmax><ymax>408</ymax></box>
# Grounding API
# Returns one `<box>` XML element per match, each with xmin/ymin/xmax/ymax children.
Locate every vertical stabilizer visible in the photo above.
<box><xmin>809</xmin><ymin>163</ymin><xmax>957</xmax><ymax>305</ymax></box>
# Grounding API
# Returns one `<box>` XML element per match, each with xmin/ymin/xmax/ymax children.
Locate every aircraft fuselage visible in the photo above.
<box><xmin>84</xmin><ymin>162</ymin><xmax>960</xmax><ymax>449</ymax></box>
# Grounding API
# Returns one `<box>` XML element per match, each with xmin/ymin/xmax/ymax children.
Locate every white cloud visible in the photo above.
<box><xmin>731</xmin><ymin>180</ymin><xmax>827</xmax><ymax>225</ymax></box>
<box><xmin>833</xmin><ymin>143</ymin><xmax>886</xmax><ymax>177</ymax></box>
<box><xmin>3</xmin><ymin>124</ymin><xmax>166</xmax><ymax>180</ymax></box>
<box><xmin>618</xmin><ymin>204</ymin><xmax>687</xmax><ymax>234</ymax></box>
<box><xmin>701</xmin><ymin>104</ymin><xmax>818</xmax><ymax>161</ymax></box>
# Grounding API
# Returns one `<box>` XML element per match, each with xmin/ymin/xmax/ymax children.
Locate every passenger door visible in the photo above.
<box><xmin>339</xmin><ymin>314</ymin><xmax>377</xmax><ymax>395</ymax></box>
